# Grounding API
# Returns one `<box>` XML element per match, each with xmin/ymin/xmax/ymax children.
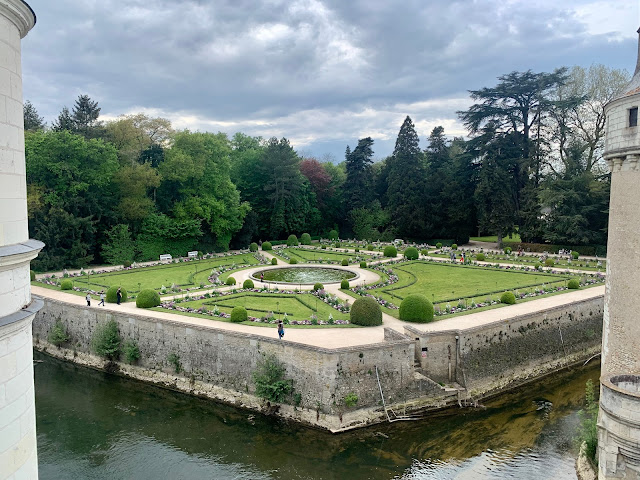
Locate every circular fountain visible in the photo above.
<box><xmin>251</xmin><ymin>266</ymin><xmax>358</xmax><ymax>285</ymax></box>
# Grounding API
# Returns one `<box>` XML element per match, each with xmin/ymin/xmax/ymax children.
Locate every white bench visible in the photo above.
<box><xmin>159</xmin><ymin>254</ymin><xmax>172</xmax><ymax>262</ymax></box>
<box><xmin>187</xmin><ymin>251</ymin><xmax>198</xmax><ymax>258</ymax></box>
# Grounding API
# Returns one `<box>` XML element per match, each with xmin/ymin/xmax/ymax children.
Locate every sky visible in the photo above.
<box><xmin>20</xmin><ymin>0</ymin><xmax>640</xmax><ymax>161</ymax></box>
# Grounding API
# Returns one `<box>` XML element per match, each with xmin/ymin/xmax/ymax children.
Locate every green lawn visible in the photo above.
<box><xmin>426</xmin><ymin>251</ymin><xmax>605</xmax><ymax>271</ymax></box>
<box><xmin>470</xmin><ymin>234</ymin><xmax>522</xmax><ymax>243</ymax></box>
<box><xmin>272</xmin><ymin>247</ymin><xmax>376</xmax><ymax>264</ymax></box>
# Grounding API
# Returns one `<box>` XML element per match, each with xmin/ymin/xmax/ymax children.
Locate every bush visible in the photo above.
<box><xmin>48</xmin><ymin>320</ymin><xmax>69</xmax><ymax>346</ymax></box>
<box><xmin>124</xmin><ymin>340</ymin><xmax>140</xmax><ymax>364</ymax></box>
<box><xmin>476</xmin><ymin>253</ymin><xmax>485</xmax><ymax>261</ymax></box>
<box><xmin>136</xmin><ymin>289</ymin><xmax>161</xmax><ymax>308</ymax></box>
<box><xmin>577</xmin><ymin>379</ymin><xmax>598</xmax><ymax>464</ymax></box>
<box><xmin>271</xmin><ymin>258</ymin><xmax>278</xmax><ymax>265</ymax></box>
<box><xmin>243</xmin><ymin>279</ymin><xmax>254</xmax><ymax>289</ymax></box>
<box><xmin>123</xmin><ymin>260</ymin><xmax>132</xmax><ymax>268</ymax></box>
<box><xmin>340</xmin><ymin>279</ymin><xmax>350</xmax><ymax>289</ymax></box>
<box><xmin>106</xmin><ymin>286</ymin><xmax>128</xmax><ymax>303</ymax></box>
<box><xmin>534</xmin><ymin>262</ymin><xmax>542</xmax><ymax>270</ymax></box>
<box><xmin>328</xmin><ymin>229</ymin><xmax>339</xmax><ymax>240</ymax></box>
<box><xmin>504</xmin><ymin>247</ymin><xmax>512</xmax><ymax>255</ymax></box>
<box><xmin>253</xmin><ymin>353</ymin><xmax>293</xmax><ymax>403</ymax></box>
<box><xmin>321</xmin><ymin>245</ymin><xmax>327</xmax><ymax>249</ymax></box>
<box><xmin>421</xmin><ymin>249</ymin><xmax>428</xmax><ymax>256</ymax></box>
<box><xmin>399</xmin><ymin>294</ymin><xmax>434</xmax><ymax>323</ymax></box>
<box><xmin>568</xmin><ymin>278</ymin><xmax>580</xmax><ymax>289</ymax></box>
<box><xmin>313</xmin><ymin>282</ymin><xmax>324</xmax><ymax>291</ymax></box>
<box><xmin>383</xmin><ymin>245</ymin><xmax>397</xmax><ymax>257</ymax></box>
<box><xmin>249</xmin><ymin>242</ymin><xmax>258</xmax><ymax>252</ymax></box>
<box><xmin>225</xmin><ymin>276</ymin><xmax>237</xmax><ymax>286</ymax></box>
<box><xmin>167</xmin><ymin>353</ymin><xmax>181</xmax><ymax>373</ymax></box>
<box><xmin>91</xmin><ymin>320</ymin><xmax>121</xmax><ymax>360</ymax></box>
<box><xmin>341</xmin><ymin>259</ymin><xmax>349</xmax><ymax>266</ymax></box>
<box><xmin>355</xmin><ymin>248</ymin><xmax>360</xmax><ymax>253</ymax></box>
<box><xmin>30</xmin><ymin>270</ymin><xmax>36</xmax><ymax>281</ymax></box>
<box><xmin>367</xmin><ymin>244</ymin><xmax>374</xmax><ymax>250</ymax></box>
<box><xmin>500</xmin><ymin>291</ymin><xmax>516</xmax><ymax>305</ymax></box>
<box><xmin>451</xmin><ymin>243</ymin><xmax>458</xmax><ymax>250</ymax></box>
<box><xmin>572</xmin><ymin>250</ymin><xmax>579</xmax><ymax>259</ymax></box>
<box><xmin>230</xmin><ymin>306</ymin><xmax>248</xmax><ymax>323</ymax></box>
<box><xmin>404</xmin><ymin>246</ymin><xmax>419</xmax><ymax>260</ymax></box>
<box><xmin>360</xmin><ymin>261</ymin><xmax>367</xmax><ymax>268</ymax></box>
<box><xmin>60</xmin><ymin>279</ymin><xmax>73</xmax><ymax>290</ymax></box>
<box><xmin>350</xmin><ymin>297</ymin><xmax>382</xmax><ymax>326</ymax></box>
<box><xmin>545</xmin><ymin>258</ymin><xmax>555</xmax><ymax>267</ymax></box>
<box><xmin>289</xmin><ymin>258</ymin><xmax>298</xmax><ymax>264</ymax></box>
<box><xmin>262</xmin><ymin>241</ymin><xmax>272</xmax><ymax>251</ymax></box>
<box><xmin>300</xmin><ymin>233</ymin><xmax>311</xmax><ymax>245</ymax></box>
<box><xmin>334</xmin><ymin>242</ymin><xmax>341</xmax><ymax>248</ymax></box>
<box><xmin>287</xmin><ymin>234</ymin><xmax>299</xmax><ymax>246</ymax></box>
<box><xmin>436</xmin><ymin>242</ymin><xmax>442</xmax><ymax>249</ymax></box>
<box><xmin>344</xmin><ymin>393</ymin><xmax>359</xmax><ymax>407</ymax></box>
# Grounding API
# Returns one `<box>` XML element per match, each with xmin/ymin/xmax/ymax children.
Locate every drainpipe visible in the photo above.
<box><xmin>455</xmin><ymin>335</ymin><xmax>459</xmax><ymax>383</ymax></box>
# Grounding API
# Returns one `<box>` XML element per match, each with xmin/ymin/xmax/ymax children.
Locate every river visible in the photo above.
<box><xmin>34</xmin><ymin>351</ymin><xmax>598</xmax><ymax>479</ymax></box>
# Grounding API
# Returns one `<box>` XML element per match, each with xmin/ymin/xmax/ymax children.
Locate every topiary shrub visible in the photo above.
<box><xmin>106</xmin><ymin>286</ymin><xmax>128</xmax><ymax>303</ymax></box>
<box><xmin>383</xmin><ymin>245</ymin><xmax>397</xmax><ymax>257</ymax></box>
<box><xmin>572</xmin><ymin>250</ymin><xmax>579</xmax><ymax>260</ymax></box>
<box><xmin>476</xmin><ymin>253</ymin><xmax>485</xmax><ymax>261</ymax></box>
<box><xmin>451</xmin><ymin>243</ymin><xmax>458</xmax><ymax>250</ymax></box>
<box><xmin>534</xmin><ymin>262</ymin><xmax>542</xmax><ymax>270</ymax></box>
<box><xmin>334</xmin><ymin>242</ymin><xmax>341</xmax><ymax>248</ymax></box>
<box><xmin>421</xmin><ymin>249</ymin><xmax>428</xmax><ymax>256</ymax></box>
<box><xmin>91</xmin><ymin>319</ymin><xmax>121</xmax><ymax>360</ymax></box>
<box><xmin>355</xmin><ymin>248</ymin><xmax>360</xmax><ymax>253</ymax></box>
<box><xmin>360</xmin><ymin>261</ymin><xmax>367</xmax><ymax>268</ymax></box>
<box><xmin>287</xmin><ymin>234</ymin><xmax>299</xmax><ymax>246</ymax></box>
<box><xmin>399</xmin><ymin>294</ymin><xmax>434</xmax><ymax>323</ymax></box>
<box><xmin>271</xmin><ymin>258</ymin><xmax>278</xmax><ymax>265</ymax></box>
<box><xmin>289</xmin><ymin>258</ymin><xmax>298</xmax><ymax>264</ymax></box>
<box><xmin>225</xmin><ymin>276</ymin><xmax>237</xmax><ymax>286</ymax></box>
<box><xmin>350</xmin><ymin>297</ymin><xmax>382</xmax><ymax>326</ymax></box>
<box><xmin>341</xmin><ymin>259</ymin><xmax>349</xmax><ymax>266</ymax></box>
<box><xmin>123</xmin><ymin>260</ymin><xmax>132</xmax><ymax>268</ymax></box>
<box><xmin>262</xmin><ymin>241</ymin><xmax>272</xmax><ymax>251</ymax></box>
<box><xmin>504</xmin><ymin>247</ymin><xmax>512</xmax><ymax>255</ymax></box>
<box><xmin>300</xmin><ymin>233</ymin><xmax>312</xmax><ymax>245</ymax></box>
<box><xmin>249</xmin><ymin>242</ymin><xmax>258</xmax><ymax>252</ymax></box>
<box><xmin>404</xmin><ymin>246</ymin><xmax>419</xmax><ymax>260</ymax></box>
<box><xmin>500</xmin><ymin>291</ymin><xmax>516</xmax><ymax>305</ymax></box>
<box><xmin>60</xmin><ymin>279</ymin><xmax>73</xmax><ymax>290</ymax></box>
<box><xmin>545</xmin><ymin>258</ymin><xmax>555</xmax><ymax>267</ymax></box>
<box><xmin>436</xmin><ymin>242</ymin><xmax>442</xmax><ymax>249</ymax></box>
<box><xmin>367</xmin><ymin>244</ymin><xmax>374</xmax><ymax>250</ymax></box>
<box><xmin>568</xmin><ymin>278</ymin><xmax>580</xmax><ymax>289</ymax></box>
<box><xmin>30</xmin><ymin>270</ymin><xmax>36</xmax><ymax>281</ymax></box>
<box><xmin>136</xmin><ymin>289</ymin><xmax>161</xmax><ymax>308</ymax></box>
<box><xmin>230</xmin><ymin>306</ymin><xmax>248</xmax><ymax>323</ymax></box>
<box><xmin>313</xmin><ymin>282</ymin><xmax>324</xmax><ymax>291</ymax></box>
<box><xmin>243</xmin><ymin>279</ymin><xmax>254</xmax><ymax>289</ymax></box>
<box><xmin>340</xmin><ymin>279</ymin><xmax>350</xmax><ymax>289</ymax></box>
<box><xmin>328</xmin><ymin>229</ymin><xmax>338</xmax><ymax>240</ymax></box>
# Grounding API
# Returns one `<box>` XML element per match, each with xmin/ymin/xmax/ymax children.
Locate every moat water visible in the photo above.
<box><xmin>35</xmin><ymin>351</ymin><xmax>598</xmax><ymax>480</ymax></box>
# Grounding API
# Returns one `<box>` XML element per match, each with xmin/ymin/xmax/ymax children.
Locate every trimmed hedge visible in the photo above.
<box><xmin>572</xmin><ymin>250</ymin><xmax>579</xmax><ymax>259</ymax></box>
<box><xmin>262</xmin><ymin>241</ymin><xmax>272</xmax><ymax>251</ymax></box>
<box><xmin>290</xmin><ymin>258</ymin><xmax>298</xmax><ymax>264</ymax></box>
<box><xmin>334</xmin><ymin>242</ymin><xmax>341</xmax><ymax>248</ymax></box>
<box><xmin>504</xmin><ymin>247</ymin><xmax>512</xmax><ymax>254</ymax></box>
<box><xmin>249</xmin><ymin>242</ymin><xmax>258</xmax><ymax>252</ymax></box>
<box><xmin>225</xmin><ymin>276</ymin><xmax>237</xmax><ymax>286</ymax></box>
<box><xmin>544</xmin><ymin>258</ymin><xmax>555</xmax><ymax>267</ymax></box>
<box><xmin>367</xmin><ymin>244</ymin><xmax>374</xmax><ymax>250</ymax></box>
<box><xmin>383</xmin><ymin>245</ymin><xmax>397</xmax><ymax>257</ymax></box>
<box><xmin>360</xmin><ymin>261</ymin><xmax>367</xmax><ymax>268</ymax></box>
<box><xmin>60</xmin><ymin>279</ymin><xmax>73</xmax><ymax>290</ymax></box>
<box><xmin>313</xmin><ymin>282</ymin><xmax>324</xmax><ymax>291</ymax></box>
<box><xmin>511</xmin><ymin>242</ymin><xmax>606</xmax><ymax>257</ymax></box>
<box><xmin>271</xmin><ymin>258</ymin><xmax>278</xmax><ymax>265</ymax></box>
<box><xmin>399</xmin><ymin>294</ymin><xmax>434</xmax><ymax>323</ymax></box>
<box><xmin>328</xmin><ymin>229</ymin><xmax>339</xmax><ymax>240</ymax></box>
<box><xmin>340</xmin><ymin>279</ymin><xmax>349</xmax><ymax>289</ymax></box>
<box><xmin>287</xmin><ymin>234</ymin><xmax>299</xmax><ymax>246</ymax></box>
<box><xmin>230</xmin><ymin>306</ymin><xmax>248</xmax><ymax>323</ymax></box>
<box><xmin>136</xmin><ymin>289</ymin><xmax>161</xmax><ymax>308</ymax></box>
<box><xmin>568</xmin><ymin>279</ymin><xmax>580</xmax><ymax>289</ymax></box>
<box><xmin>451</xmin><ymin>244</ymin><xmax>458</xmax><ymax>250</ymax></box>
<box><xmin>350</xmin><ymin>297</ymin><xmax>382</xmax><ymax>326</ymax></box>
<box><xmin>404</xmin><ymin>247</ymin><xmax>419</xmax><ymax>260</ymax></box>
<box><xmin>500</xmin><ymin>291</ymin><xmax>516</xmax><ymax>304</ymax></box>
<box><xmin>436</xmin><ymin>242</ymin><xmax>443</xmax><ymax>249</ymax></box>
<box><xmin>243</xmin><ymin>279</ymin><xmax>255</xmax><ymax>289</ymax></box>
<box><xmin>300</xmin><ymin>233</ymin><xmax>312</xmax><ymax>245</ymax></box>
<box><xmin>106</xmin><ymin>286</ymin><xmax>128</xmax><ymax>303</ymax></box>
<box><xmin>476</xmin><ymin>253</ymin><xmax>485</xmax><ymax>261</ymax></box>
<box><xmin>421</xmin><ymin>249</ymin><xmax>428</xmax><ymax>256</ymax></box>
<box><xmin>341</xmin><ymin>259</ymin><xmax>349</xmax><ymax>266</ymax></box>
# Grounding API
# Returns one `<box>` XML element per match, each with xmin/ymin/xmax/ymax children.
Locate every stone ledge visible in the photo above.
<box><xmin>0</xmin><ymin>296</ymin><xmax>42</xmax><ymax>328</ymax></box>
<box><xmin>0</xmin><ymin>0</ymin><xmax>36</xmax><ymax>38</ymax></box>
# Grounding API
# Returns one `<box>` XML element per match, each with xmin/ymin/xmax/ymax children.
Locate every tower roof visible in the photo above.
<box><xmin>612</xmin><ymin>28</ymin><xmax>640</xmax><ymax>101</ymax></box>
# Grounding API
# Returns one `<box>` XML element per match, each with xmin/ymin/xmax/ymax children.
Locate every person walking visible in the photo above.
<box><xmin>277</xmin><ymin>320</ymin><xmax>284</xmax><ymax>340</ymax></box>
<box><xmin>85</xmin><ymin>293</ymin><xmax>91</xmax><ymax>307</ymax></box>
<box><xmin>98</xmin><ymin>291</ymin><xmax>105</xmax><ymax>306</ymax></box>
<box><xmin>116</xmin><ymin>287</ymin><xmax>122</xmax><ymax>305</ymax></box>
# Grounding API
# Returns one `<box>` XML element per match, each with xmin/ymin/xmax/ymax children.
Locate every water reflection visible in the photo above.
<box><xmin>35</xmin><ymin>351</ymin><xmax>597</xmax><ymax>480</ymax></box>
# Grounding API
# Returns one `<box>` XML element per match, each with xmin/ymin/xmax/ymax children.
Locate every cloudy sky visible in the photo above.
<box><xmin>20</xmin><ymin>0</ymin><xmax>640</xmax><ymax>160</ymax></box>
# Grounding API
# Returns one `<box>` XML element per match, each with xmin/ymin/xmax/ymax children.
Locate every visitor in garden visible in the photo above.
<box><xmin>85</xmin><ymin>293</ymin><xmax>91</xmax><ymax>307</ymax></box>
<box><xmin>277</xmin><ymin>320</ymin><xmax>284</xmax><ymax>340</ymax></box>
<box><xmin>116</xmin><ymin>287</ymin><xmax>122</xmax><ymax>305</ymax></box>
<box><xmin>260</xmin><ymin>273</ymin><xmax>264</xmax><ymax>283</ymax></box>
<box><xmin>98</xmin><ymin>291</ymin><xmax>105</xmax><ymax>306</ymax></box>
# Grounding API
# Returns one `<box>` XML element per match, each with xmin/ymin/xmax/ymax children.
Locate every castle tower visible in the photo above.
<box><xmin>597</xmin><ymin>28</ymin><xmax>640</xmax><ymax>480</ymax></box>
<box><xmin>0</xmin><ymin>1</ymin><xmax>42</xmax><ymax>479</ymax></box>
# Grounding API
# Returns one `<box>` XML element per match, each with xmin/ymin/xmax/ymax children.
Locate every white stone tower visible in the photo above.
<box><xmin>0</xmin><ymin>1</ymin><xmax>42</xmax><ymax>479</ymax></box>
<box><xmin>598</xmin><ymin>28</ymin><xmax>640</xmax><ymax>480</ymax></box>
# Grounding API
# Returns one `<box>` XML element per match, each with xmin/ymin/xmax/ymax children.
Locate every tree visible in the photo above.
<box><xmin>51</xmin><ymin>107</ymin><xmax>74</xmax><ymax>132</ymax></box>
<box><xmin>344</xmin><ymin>137</ymin><xmax>375</xmax><ymax>210</ymax></box>
<box><xmin>105</xmin><ymin>113</ymin><xmax>173</xmax><ymax>165</ymax></box>
<box><xmin>101</xmin><ymin>224</ymin><xmax>135</xmax><ymax>265</ymax></box>
<box><xmin>23</xmin><ymin>100</ymin><xmax>44</xmax><ymax>131</ymax></box>
<box><xmin>300</xmin><ymin>158</ymin><xmax>332</xmax><ymax>208</ymax></box>
<box><xmin>72</xmin><ymin>94</ymin><xmax>102</xmax><ymax>138</ymax></box>
<box><xmin>113</xmin><ymin>163</ymin><xmax>160</xmax><ymax>225</ymax></box>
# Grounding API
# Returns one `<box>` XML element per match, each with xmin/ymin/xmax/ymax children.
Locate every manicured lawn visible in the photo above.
<box><xmin>471</xmin><ymin>234</ymin><xmax>522</xmax><ymax>243</ymax></box>
<box><xmin>272</xmin><ymin>247</ymin><xmax>376</xmax><ymax>264</ymax></box>
<box><xmin>426</xmin><ymin>251</ymin><xmax>605</xmax><ymax>271</ymax></box>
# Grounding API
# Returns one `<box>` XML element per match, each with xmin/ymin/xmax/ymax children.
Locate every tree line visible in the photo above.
<box><xmin>24</xmin><ymin>65</ymin><xmax>626</xmax><ymax>271</ymax></box>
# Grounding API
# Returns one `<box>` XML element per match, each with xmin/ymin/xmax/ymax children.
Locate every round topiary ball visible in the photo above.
<box><xmin>571</xmin><ymin>251</ymin><xmax>579</xmax><ymax>260</ymax></box>
<box><xmin>500</xmin><ymin>291</ymin><xmax>516</xmax><ymax>305</ymax></box>
<box><xmin>262</xmin><ymin>241</ymin><xmax>272</xmax><ymax>251</ymax></box>
<box><xmin>399</xmin><ymin>294</ymin><xmax>434</xmax><ymax>323</ymax></box>
<box><xmin>350</xmin><ymin>297</ymin><xmax>382</xmax><ymax>326</ymax></box>
<box><xmin>313</xmin><ymin>282</ymin><xmax>324</xmax><ymax>291</ymax></box>
<box><xmin>451</xmin><ymin>244</ymin><xmax>458</xmax><ymax>250</ymax></box>
<box><xmin>476</xmin><ymin>253</ymin><xmax>485</xmax><ymax>261</ymax></box>
<box><xmin>504</xmin><ymin>247</ymin><xmax>512</xmax><ymax>255</ymax></box>
<box><xmin>300</xmin><ymin>233</ymin><xmax>312</xmax><ymax>245</ymax></box>
<box><xmin>421</xmin><ymin>249</ymin><xmax>428</xmax><ymax>256</ymax></box>
<box><xmin>404</xmin><ymin>246</ymin><xmax>419</xmax><ymax>260</ymax></box>
<box><xmin>136</xmin><ymin>289</ymin><xmax>161</xmax><ymax>308</ymax></box>
<box><xmin>383</xmin><ymin>245</ymin><xmax>397</xmax><ymax>257</ymax></box>
<box><xmin>436</xmin><ymin>242</ymin><xmax>442</xmax><ymax>249</ymax></box>
<box><xmin>243</xmin><ymin>279</ymin><xmax>254</xmax><ymax>289</ymax></box>
<box><xmin>355</xmin><ymin>248</ymin><xmax>360</xmax><ymax>253</ymax></box>
<box><xmin>271</xmin><ymin>258</ymin><xmax>278</xmax><ymax>265</ymax></box>
<box><xmin>334</xmin><ymin>242</ymin><xmax>341</xmax><ymax>248</ymax></box>
<box><xmin>287</xmin><ymin>234</ymin><xmax>299</xmax><ymax>246</ymax></box>
<box><xmin>123</xmin><ymin>260</ymin><xmax>132</xmax><ymax>268</ymax></box>
<box><xmin>340</xmin><ymin>279</ymin><xmax>349</xmax><ymax>289</ymax></box>
<box><xmin>60</xmin><ymin>279</ymin><xmax>73</xmax><ymax>290</ymax></box>
<box><xmin>290</xmin><ymin>258</ymin><xmax>298</xmax><ymax>264</ymax></box>
<box><xmin>545</xmin><ymin>258</ymin><xmax>555</xmax><ymax>267</ymax></box>
<box><xmin>225</xmin><ymin>276</ymin><xmax>237</xmax><ymax>286</ymax></box>
<box><xmin>328</xmin><ymin>229</ymin><xmax>338</xmax><ymax>240</ymax></box>
<box><xmin>230</xmin><ymin>306</ymin><xmax>248</xmax><ymax>323</ymax></box>
<box><xmin>367</xmin><ymin>244</ymin><xmax>374</xmax><ymax>250</ymax></box>
<box><xmin>360</xmin><ymin>261</ymin><xmax>367</xmax><ymax>268</ymax></box>
<box><xmin>106</xmin><ymin>286</ymin><xmax>128</xmax><ymax>303</ymax></box>
<box><xmin>30</xmin><ymin>270</ymin><xmax>36</xmax><ymax>281</ymax></box>
<box><xmin>568</xmin><ymin>279</ymin><xmax>580</xmax><ymax>289</ymax></box>
<box><xmin>341</xmin><ymin>259</ymin><xmax>349</xmax><ymax>266</ymax></box>
<box><xmin>249</xmin><ymin>242</ymin><xmax>258</xmax><ymax>252</ymax></box>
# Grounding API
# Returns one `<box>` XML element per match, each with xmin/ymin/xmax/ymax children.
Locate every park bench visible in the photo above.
<box><xmin>187</xmin><ymin>251</ymin><xmax>198</xmax><ymax>258</ymax></box>
<box><xmin>159</xmin><ymin>254</ymin><xmax>172</xmax><ymax>262</ymax></box>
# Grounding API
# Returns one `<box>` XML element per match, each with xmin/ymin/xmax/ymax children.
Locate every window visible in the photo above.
<box><xmin>629</xmin><ymin>107</ymin><xmax>638</xmax><ymax>127</ymax></box>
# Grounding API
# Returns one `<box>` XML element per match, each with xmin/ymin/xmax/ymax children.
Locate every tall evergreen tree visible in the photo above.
<box><xmin>72</xmin><ymin>94</ymin><xmax>103</xmax><ymax>138</ymax></box>
<box><xmin>23</xmin><ymin>100</ymin><xmax>45</xmax><ymax>131</ymax></box>
<box><xmin>344</xmin><ymin>137</ymin><xmax>374</xmax><ymax>209</ymax></box>
<box><xmin>51</xmin><ymin>106</ymin><xmax>74</xmax><ymax>132</ymax></box>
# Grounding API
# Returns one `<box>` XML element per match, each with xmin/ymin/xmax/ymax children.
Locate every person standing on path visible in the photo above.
<box><xmin>85</xmin><ymin>293</ymin><xmax>91</xmax><ymax>307</ymax></box>
<box><xmin>277</xmin><ymin>320</ymin><xmax>284</xmax><ymax>340</ymax></box>
<box><xmin>116</xmin><ymin>287</ymin><xmax>122</xmax><ymax>305</ymax></box>
<box><xmin>98</xmin><ymin>291</ymin><xmax>105</xmax><ymax>306</ymax></box>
